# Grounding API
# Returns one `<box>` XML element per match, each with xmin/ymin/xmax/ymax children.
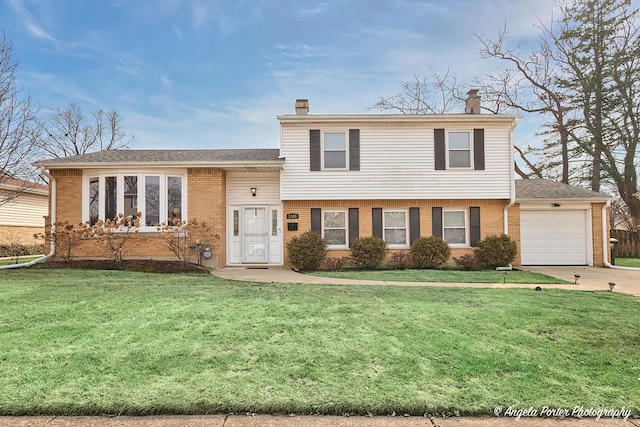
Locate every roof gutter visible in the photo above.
<box><xmin>503</xmin><ymin>118</ymin><xmax>518</xmax><ymax>234</ymax></box>
<box><xmin>32</xmin><ymin>160</ymin><xmax>286</xmax><ymax>169</ymax></box>
<box><xmin>0</xmin><ymin>167</ymin><xmax>56</xmax><ymax>270</ymax></box>
<box><xmin>602</xmin><ymin>200</ymin><xmax>640</xmax><ymax>270</ymax></box>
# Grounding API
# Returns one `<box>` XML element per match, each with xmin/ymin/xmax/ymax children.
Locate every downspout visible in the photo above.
<box><xmin>503</xmin><ymin>119</ymin><xmax>518</xmax><ymax>235</ymax></box>
<box><xmin>0</xmin><ymin>167</ymin><xmax>56</xmax><ymax>270</ymax></box>
<box><xmin>602</xmin><ymin>200</ymin><xmax>640</xmax><ymax>270</ymax></box>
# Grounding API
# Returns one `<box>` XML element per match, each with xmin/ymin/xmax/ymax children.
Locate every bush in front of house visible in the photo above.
<box><xmin>410</xmin><ymin>236</ymin><xmax>451</xmax><ymax>269</ymax></box>
<box><xmin>287</xmin><ymin>230</ymin><xmax>328</xmax><ymax>271</ymax></box>
<box><xmin>321</xmin><ymin>256</ymin><xmax>351</xmax><ymax>271</ymax></box>
<box><xmin>453</xmin><ymin>253</ymin><xmax>483</xmax><ymax>270</ymax></box>
<box><xmin>350</xmin><ymin>236</ymin><xmax>387</xmax><ymax>269</ymax></box>
<box><xmin>0</xmin><ymin>243</ymin><xmax>43</xmax><ymax>257</ymax></box>
<box><xmin>474</xmin><ymin>233</ymin><xmax>518</xmax><ymax>268</ymax></box>
<box><xmin>387</xmin><ymin>251</ymin><xmax>413</xmax><ymax>269</ymax></box>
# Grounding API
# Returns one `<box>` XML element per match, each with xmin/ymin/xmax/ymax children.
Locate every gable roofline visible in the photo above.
<box><xmin>277</xmin><ymin>113</ymin><xmax>521</xmax><ymax>125</ymax></box>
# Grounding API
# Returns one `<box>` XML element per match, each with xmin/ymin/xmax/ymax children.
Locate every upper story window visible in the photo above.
<box><xmin>443</xmin><ymin>209</ymin><xmax>467</xmax><ymax>246</ymax></box>
<box><xmin>447</xmin><ymin>131</ymin><xmax>471</xmax><ymax>168</ymax></box>
<box><xmin>434</xmin><ymin>128</ymin><xmax>484</xmax><ymax>171</ymax></box>
<box><xmin>323</xmin><ymin>132</ymin><xmax>347</xmax><ymax>169</ymax></box>
<box><xmin>323</xmin><ymin>210</ymin><xmax>348</xmax><ymax>249</ymax></box>
<box><xmin>84</xmin><ymin>172</ymin><xmax>186</xmax><ymax>230</ymax></box>
<box><xmin>383</xmin><ymin>210</ymin><xmax>408</xmax><ymax>248</ymax></box>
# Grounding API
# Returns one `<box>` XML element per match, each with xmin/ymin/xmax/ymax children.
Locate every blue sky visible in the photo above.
<box><xmin>2</xmin><ymin>0</ymin><xmax>556</xmax><ymax>150</ymax></box>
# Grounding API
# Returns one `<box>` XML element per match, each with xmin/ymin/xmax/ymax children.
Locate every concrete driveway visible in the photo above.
<box><xmin>213</xmin><ymin>266</ymin><xmax>640</xmax><ymax>297</ymax></box>
<box><xmin>520</xmin><ymin>266</ymin><xmax>640</xmax><ymax>296</ymax></box>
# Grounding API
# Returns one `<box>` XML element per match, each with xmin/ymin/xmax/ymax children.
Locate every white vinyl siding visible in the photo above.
<box><xmin>0</xmin><ymin>191</ymin><xmax>48</xmax><ymax>227</ymax></box>
<box><xmin>226</xmin><ymin>172</ymin><xmax>280</xmax><ymax>205</ymax></box>
<box><xmin>280</xmin><ymin>123</ymin><xmax>512</xmax><ymax>200</ymax></box>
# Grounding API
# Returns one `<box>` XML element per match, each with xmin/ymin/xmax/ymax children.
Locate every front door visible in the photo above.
<box><xmin>243</xmin><ymin>207</ymin><xmax>268</xmax><ymax>263</ymax></box>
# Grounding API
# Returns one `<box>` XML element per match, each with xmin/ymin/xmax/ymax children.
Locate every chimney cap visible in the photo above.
<box><xmin>467</xmin><ymin>89</ymin><xmax>479</xmax><ymax>97</ymax></box>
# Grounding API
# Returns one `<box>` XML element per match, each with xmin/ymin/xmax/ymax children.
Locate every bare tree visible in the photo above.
<box><xmin>35</xmin><ymin>103</ymin><xmax>134</xmax><ymax>159</ymax></box>
<box><xmin>0</xmin><ymin>31</ymin><xmax>40</xmax><ymax>206</ymax></box>
<box><xmin>477</xmin><ymin>25</ymin><xmax>577</xmax><ymax>183</ymax></box>
<box><xmin>370</xmin><ymin>68</ymin><xmax>464</xmax><ymax>114</ymax></box>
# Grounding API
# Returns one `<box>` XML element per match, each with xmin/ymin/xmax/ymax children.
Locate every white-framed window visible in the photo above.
<box><xmin>322</xmin><ymin>131</ymin><xmax>348</xmax><ymax>169</ymax></box>
<box><xmin>447</xmin><ymin>131</ymin><xmax>472</xmax><ymax>168</ymax></box>
<box><xmin>84</xmin><ymin>172</ymin><xmax>186</xmax><ymax>230</ymax></box>
<box><xmin>322</xmin><ymin>210</ymin><xmax>348</xmax><ymax>249</ymax></box>
<box><xmin>383</xmin><ymin>210</ymin><xmax>408</xmax><ymax>248</ymax></box>
<box><xmin>443</xmin><ymin>209</ymin><xmax>467</xmax><ymax>246</ymax></box>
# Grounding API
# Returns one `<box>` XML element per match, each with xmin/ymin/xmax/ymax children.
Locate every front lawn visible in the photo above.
<box><xmin>0</xmin><ymin>269</ymin><xmax>638</xmax><ymax>416</ymax></box>
<box><xmin>615</xmin><ymin>257</ymin><xmax>640</xmax><ymax>268</ymax></box>
<box><xmin>311</xmin><ymin>268</ymin><xmax>569</xmax><ymax>284</ymax></box>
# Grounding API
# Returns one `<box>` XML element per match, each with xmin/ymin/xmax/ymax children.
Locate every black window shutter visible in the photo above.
<box><xmin>349</xmin><ymin>129</ymin><xmax>360</xmax><ymax>171</ymax></box>
<box><xmin>473</xmin><ymin>129</ymin><xmax>485</xmax><ymax>171</ymax></box>
<box><xmin>432</xmin><ymin>207</ymin><xmax>443</xmax><ymax>238</ymax></box>
<box><xmin>311</xmin><ymin>208</ymin><xmax>321</xmax><ymax>234</ymax></box>
<box><xmin>372</xmin><ymin>208</ymin><xmax>383</xmax><ymax>239</ymax></box>
<box><xmin>310</xmin><ymin>129</ymin><xmax>321</xmax><ymax>171</ymax></box>
<box><xmin>434</xmin><ymin>129</ymin><xmax>446</xmax><ymax>170</ymax></box>
<box><xmin>470</xmin><ymin>207</ymin><xmax>481</xmax><ymax>247</ymax></box>
<box><xmin>409</xmin><ymin>207</ymin><xmax>420</xmax><ymax>244</ymax></box>
<box><xmin>349</xmin><ymin>208</ymin><xmax>359</xmax><ymax>247</ymax></box>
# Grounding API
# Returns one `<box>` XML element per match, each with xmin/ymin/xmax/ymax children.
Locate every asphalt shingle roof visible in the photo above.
<box><xmin>34</xmin><ymin>149</ymin><xmax>282</xmax><ymax>166</ymax></box>
<box><xmin>515</xmin><ymin>179</ymin><xmax>611</xmax><ymax>200</ymax></box>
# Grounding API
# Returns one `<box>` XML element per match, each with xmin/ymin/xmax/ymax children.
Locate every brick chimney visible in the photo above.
<box><xmin>295</xmin><ymin>99</ymin><xmax>309</xmax><ymax>115</ymax></box>
<box><xmin>465</xmin><ymin>89</ymin><xmax>481</xmax><ymax>114</ymax></box>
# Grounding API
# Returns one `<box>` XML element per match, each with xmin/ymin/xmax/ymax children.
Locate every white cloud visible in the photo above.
<box><xmin>7</xmin><ymin>0</ymin><xmax>57</xmax><ymax>42</ymax></box>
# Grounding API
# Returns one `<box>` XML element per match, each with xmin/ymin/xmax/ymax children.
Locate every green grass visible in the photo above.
<box><xmin>0</xmin><ymin>269</ymin><xmax>638</xmax><ymax>416</ymax></box>
<box><xmin>311</xmin><ymin>268</ymin><xmax>570</xmax><ymax>284</ymax></box>
<box><xmin>615</xmin><ymin>257</ymin><xmax>640</xmax><ymax>268</ymax></box>
<box><xmin>0</xmin><ymin>255</ymin><xmax>42</xmax><ymax>266</ymax></box>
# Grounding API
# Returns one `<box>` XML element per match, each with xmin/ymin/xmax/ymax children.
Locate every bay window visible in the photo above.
<box><xmin>85</xmin><ymin>172</ymin><xmax>186</xmax><ymax>229</ymax></box>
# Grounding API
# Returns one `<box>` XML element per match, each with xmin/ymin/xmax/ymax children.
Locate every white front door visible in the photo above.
<box><xmin>243</xmin><ymin>207</ymin><xmax>268</xmax><ymax>263</ymax></box>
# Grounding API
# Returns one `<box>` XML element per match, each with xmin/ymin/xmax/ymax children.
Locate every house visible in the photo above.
<box><xmin>0</xmin><ymin>177</ymin><xmax>49</xmax><ymax>246</ymax></box>
<box><xmin>33</xmin><ymin>94</ymin><xmax>612</xmax><ymax>267</ymax></box>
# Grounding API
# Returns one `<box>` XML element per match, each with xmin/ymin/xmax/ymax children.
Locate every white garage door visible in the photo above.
<box><xmin>520</xmin><ymin>210</ymin><xmax>588</xmax><ymax>265</ymax></box>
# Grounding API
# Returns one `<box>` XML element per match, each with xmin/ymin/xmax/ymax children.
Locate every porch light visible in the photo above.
<box><xmin>251</xmin><ymin>187</ymin><xmax>257</xmax><ymax>197</ymax></box>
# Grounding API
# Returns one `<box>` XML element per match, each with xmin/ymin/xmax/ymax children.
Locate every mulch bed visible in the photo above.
<box><xmin>34</xmin><ymin>259</ymin><xmax>212</xmax><ymax>274</ymax></box>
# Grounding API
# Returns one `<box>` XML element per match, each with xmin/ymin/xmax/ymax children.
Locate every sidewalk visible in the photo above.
<box><xmin>0</xmin><ymin>414</ymin><xmax>637</xmax><ymax>426</ymax></box>
<box><xmin>212</xmin><ymin>266</ymin><xmax>640</xmax><ymax>296</ymax></box>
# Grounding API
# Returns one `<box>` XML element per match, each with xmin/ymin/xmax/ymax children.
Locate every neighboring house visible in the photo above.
<box><xmin>0</xmin><ymin>177</ymin><xmax>49</xmax><ymax>246</ymax></box>
<box><xmin>33</xmin><ymin>94</ymin><xmax>613</xmax><ymax>267</ymax></box>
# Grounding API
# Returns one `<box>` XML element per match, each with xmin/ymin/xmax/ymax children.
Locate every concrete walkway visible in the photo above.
<box><xmin>213</xmin><ymin>265</ymin><xmax>640</xmax><ymax>296</ymax></box>
<box><xmin>1</xmin><ymin>414</ymin><xmax>637</xmax><ymax>426</ymax></box>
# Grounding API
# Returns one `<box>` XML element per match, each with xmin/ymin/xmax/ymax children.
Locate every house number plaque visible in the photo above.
<box><xmin>286</xmin><ymin>213</ymin><xmax>299</xmax><ymax>219</ymax></box>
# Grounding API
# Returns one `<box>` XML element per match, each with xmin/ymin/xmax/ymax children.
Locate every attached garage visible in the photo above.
<box><xmin>520</xmin><ymin>209</ymin><xmax>589</xmax><ymax>265</ymax></box>
<box><xmin>515</xmin><ymin>180</ymin><xmax>612</xmax><ymax>267</ymax></box>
